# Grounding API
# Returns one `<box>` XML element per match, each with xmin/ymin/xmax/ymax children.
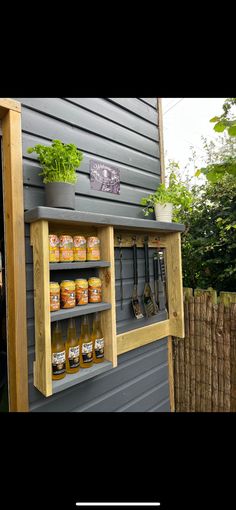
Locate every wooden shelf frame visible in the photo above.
<box><xmin>30</xmin><ymin>219</ymin><xmax>117</xmax><ymax>397</ymax></box>
<box><xmin>27</xmin><ymin>208</ymin><xmax>184</xmax><ymax>397</ymax></box>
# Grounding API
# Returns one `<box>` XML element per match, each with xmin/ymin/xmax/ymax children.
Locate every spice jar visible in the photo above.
<box><xmin>75</xmin><ymin>279</ymin><xmax>88</xmax><ymax>306</ymax></box>
<box><xmin>73</xmin><ymin>236</ymin><xmax>86</xmax><ymax>262</ymax></box>
<box><xmin>49</xmin><ymin>235</ymin><xmax>60</xmax><ymax>263</ymax></box>
<box><xmin>86</xmin><ymin>237</ymin><xmax>100</xmax><ymax>261</ymax></box>
<box><xmin>60</xmin><ymin>280</ymin><xmax>76</xmax><ymax>309</ymax></box>
<box><xmin>50</xmin><ymin>282</ymin><xmax>60</xmax><ymax>311</ymax></box>
<box><xmin>59</xmin><ymin>235</ymin><xmax>73</xmax><ymax>262</ymax></box>
<box><xmin>88</xmin><ymin>277</ymin><xmax>102</xmax><ymax>303</ymax></box>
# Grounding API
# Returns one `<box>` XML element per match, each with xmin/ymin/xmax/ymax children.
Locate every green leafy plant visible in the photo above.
<box><xmin>140</xmin><ymin>164</ymin><xmax>193</xmax><ymax>221</ymax></box>
<box><xmin>27</xmin><ymin>139</ymin><xmax>83</xmax><ymax>184</ymax></box>
<box><xmin>210</xmin><ymin>98</ymin><xmax>236</xmax><ymax>136</ymax></box>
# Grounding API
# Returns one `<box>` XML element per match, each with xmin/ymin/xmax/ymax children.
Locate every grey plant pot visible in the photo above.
<box><xmin>45</xmin><ymin>182</ymin><xmax>75</xmax><ymax>210</ymax></box>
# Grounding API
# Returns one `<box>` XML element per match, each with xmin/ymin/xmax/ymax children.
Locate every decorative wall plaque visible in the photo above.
<box><xmin>90</xmin><ymin>160</ymin><xmax>120</xmax><ymax>195</ymax></box>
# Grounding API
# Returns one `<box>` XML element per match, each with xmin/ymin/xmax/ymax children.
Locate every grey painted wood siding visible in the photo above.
<box><xmin>18</xmin><ymin>97</ymin><xmax>170</xmax><ymax>412</ymax></box>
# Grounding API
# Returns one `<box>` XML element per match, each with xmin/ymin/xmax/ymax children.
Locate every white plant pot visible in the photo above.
<box><xmin>154</xmin><ymin>202</ymin><xmax>173</xmax><ymax>222</ymax></box>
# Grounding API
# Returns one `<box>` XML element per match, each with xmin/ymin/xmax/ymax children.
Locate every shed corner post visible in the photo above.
<box><xmin>0</xmin><ymin>98</ymin><xmax>29</xmax><ymax>411</ymax></box>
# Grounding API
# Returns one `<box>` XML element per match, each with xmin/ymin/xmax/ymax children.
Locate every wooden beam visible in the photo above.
<box><xmin>30</xmin><ymin>220</ymin><xmax>52</xmax><ymax>397</ymax></box>
<box><xmin>165</xmin><ymin>232</ymin><xmax>184</xmax><ymax>338</ymax></box>
<box><xmin>98</xmin><ymin>226</ymin><xmax>117</xmax><ymax>367</ymax></box>
<box><xmin>117</xmin><ymin>319</ymin><xmax>170</xmax><ymax>355</ymax></box>
<box><xmin>168</xmin><ymin>336</ymin><xmax>175</xmax><ymax>411</ymax></box>
<box><xmin>157</xmin><ymin>98</ymin><xmax>165</xmax><ymax>184</ymax></box>
<box><xmin>114</xmin><ymin>231</ymin><xmax>167</xmax><ymax>248</ymax></box>
<box><xmin>0</xmin><ymin>98</ymin><xmax>21</xmax><ymax>118</ymax></box>
<box><xmin>2</xmin><ymin>108</ymin><xmax>28</xmax><ymax>411</ymax></box>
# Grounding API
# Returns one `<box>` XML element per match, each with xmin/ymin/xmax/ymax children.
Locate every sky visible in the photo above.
<box><xmin>162</xmin><ymin>98</ymin><xmax>226</xmax><ymax>183</ymax></box>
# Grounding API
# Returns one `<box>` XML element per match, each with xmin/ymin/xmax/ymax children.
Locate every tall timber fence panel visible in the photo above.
<box><xmin>173</xmin><ymin>289</ymin><xmax>236</xmax><ymax>412</ymax></box>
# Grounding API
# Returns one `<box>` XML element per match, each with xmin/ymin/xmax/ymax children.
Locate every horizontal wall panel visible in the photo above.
<box><xmin>29</xmin><ymin>340</ymin><xmax>168</xmax><ymax>410</ymax></box>
<box><xmin>17</xmin><ymin>98</ymin><xmax>158</xmax><ymax>157</ymax></box>
<box><xmin>23</xmin><ymin>165</ymin><xmax>155</xmax><ymax>207</ymax></box>
<box><xmin>140</xmin><ymin>98</ymin><xmax>157</xmax><ymax>108</ymax></box>
<box><xmin>21</xmin><ymin>108</ymin><xmax>159</xmax><ymax>173</ymax></box>
<box><xmin>149</xmin><ymin>398</ymin><xmax>170</xmax><ymax>412</ymax></box>
<box><xmin>116</xmin><ymin>381</ymin><xmax>169</xmax><ymax>412</ymax></box>
<box><xmin>108</xmin><ymin>98</ymin><xmax>158</xmax><ymax>124</ymax></box>
<box><xmin>23</xmin><ymin>147</ymin><xmax>160</xmax><ymax>189</ymax></box>
<box><xmin>64</xmin><ymin>98</ymin><xmax>158</xmax><ymax>140</ymax></box>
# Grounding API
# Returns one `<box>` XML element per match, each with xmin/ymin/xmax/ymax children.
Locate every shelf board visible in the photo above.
<box><xmin>50</xmin><ymin>302</ymin><xmax>111</xmax><ymax>322</ymax></box>
<box><xmin>49</xmin><ymin>261</ymin><xmax>110</xmax><ymax>270</ymax></box>
<box><xmin>53</xmin><ymin>360</ymin><xmax>113</xmax><ymax>394</ymax></box>
<box><xmin>25</xmin><ymin>206</ymin><xmax>185</xmax><ymax>233</ymax></box>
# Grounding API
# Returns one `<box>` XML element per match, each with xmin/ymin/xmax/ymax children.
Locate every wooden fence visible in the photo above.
<box><xmin>172</xmin><ymin>289</ymin><xmax>236</xmax><ymax>412</ymax></box>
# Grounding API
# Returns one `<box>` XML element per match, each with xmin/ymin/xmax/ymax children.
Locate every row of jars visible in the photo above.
<box><xmin>50</xmin><ymin>278</ymin><xmax>102</xmax><ymax>311</ymax></box>
<box><xmin>49</xmin><ymin>235</ymin><xmax>100</xmax><ymax>263</ymax></box>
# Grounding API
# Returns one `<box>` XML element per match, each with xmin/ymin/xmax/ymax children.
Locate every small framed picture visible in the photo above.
<box><xmin>90</xmin><ymin>160</ymin><xmax>120</xmax><ymax>195</ymax></box>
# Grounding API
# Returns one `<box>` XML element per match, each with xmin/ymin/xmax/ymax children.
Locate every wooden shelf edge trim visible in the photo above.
<box><xmin>117</xmin><ymin>319</ymin><xmax>171</xmax><ymax>355</ymax></box>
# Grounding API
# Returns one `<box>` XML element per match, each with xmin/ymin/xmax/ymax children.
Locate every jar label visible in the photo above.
<box><xmin>95</xmin><ymin>338</ymin><xmax>104</xmax><ymax>359</ymax></box>
<box><xmin>52</xmin><ymin>351</ymin><xmax>66</xmax><ymax>375</ymax></box>
<box><xmin>76</xmin><ymin>288</ymin><xmax>88</xmax><ymax>305</ymax></box>
<box><xmin>82</xmin><ymin>341</ymin><xmax>93</xmax><ymax>363</ymax></box>
<box><xmin>61</xmin><ymin>290</ymin><xmax>75</xmax><ymax>309</ymax></box>
<box><xmin>89</xmin><ymin>288</ymin><xmax>102</xmax><ymax>303</ymax></box>
<box><xmin>60</xmin><ymin>249</ymin><xmax>73</xmax><ymax>261</ymax></box>
<box><xmin>68</xmin><ymin>346</ymin><xmax>80</xmax><ymax>368</ymax></box>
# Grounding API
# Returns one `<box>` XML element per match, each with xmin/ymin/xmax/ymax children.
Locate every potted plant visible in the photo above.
<box><xmin>140</xmin><ymin>170</ymin><xmax>192</xmax><ymax>222</ymax></box>
<box><xmin>27</xmin><ymin>139</ymin><xmax>83</xmax><ymax>209</ymax></box>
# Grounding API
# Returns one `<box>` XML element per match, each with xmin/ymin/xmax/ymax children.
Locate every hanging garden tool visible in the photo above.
<box><xmin>117</xmin><ymin>234</ymin><xmax>123</xmax><ymax>309</ymax></box>
<box><xmin>142</xmin><ymin>237</ymin><xmax>158</xmax><ymax>317</ymax></box>
<box><xmin>153</xmin><ymin>252</ymin><xmax>166</xmax><ymax>311</ymax></box>
<box><xmin>131</xmin><ymin>239</ymin><xmax>144</xmax><ymax>319</ymax></box>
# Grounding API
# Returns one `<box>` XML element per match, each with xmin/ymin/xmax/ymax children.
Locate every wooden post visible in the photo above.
<box><xmin>157</xmin><ymin>98</ymin><xmax>165</xmax><ymax>184</ymax></box>
<box><xmin>1</xmin><ymin>103</ymin><xmax>29</xmax><ymax>411</ymax></box>
<box><xmin>98</xmin><ymin>226</ymin><xmax>117</xmax><ymax>367</ymax></box>
<box><xmin>30</xmin><ymin>220</ymin><xmax>52</xmax><ymax>397</ymax></box>
<box><xmin>165</xmin><ymin>232</ymin><xmax>184</xmax><ymax>338</ymax></box>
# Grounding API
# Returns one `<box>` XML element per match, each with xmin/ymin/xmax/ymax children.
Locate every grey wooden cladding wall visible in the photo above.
<box><xmin>18</xmin><ymin>97</ymin><xmax>170</xmax><ymax>412</ymax></box>
<box><xmin>29</xmin><ymin>341</ymin><xmax>170</xmax><ymax>412</ymax></box>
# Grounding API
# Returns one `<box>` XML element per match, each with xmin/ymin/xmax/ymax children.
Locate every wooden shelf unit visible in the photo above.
<box><xmin>30</xmin><ymin>217</ymin><xmax>117</xmax><ymax>397</ymax></box>
<box><xmin>26</xmin><ymin>207</ymin><xmax>185</xmax><ymax>397</ymax></box>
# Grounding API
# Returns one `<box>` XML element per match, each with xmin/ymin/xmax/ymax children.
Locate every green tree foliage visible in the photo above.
<box><xmin>179</xmin><ymin>174</ymin><xmax>236</xmax><ymax>292</ymax></box>
<box><xmin>196</xmin><ymin>134</ymin><xmax>236</xmax><ymax>182</ymax></box>
<box><xmin>210</xmin><ymin>98</ymin><xmax>236</xmax><ymax>136</ymax></box>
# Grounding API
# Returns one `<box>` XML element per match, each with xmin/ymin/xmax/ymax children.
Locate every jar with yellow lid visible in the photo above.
<box><xmin>88</xmin><ymin>277</ymin><xmax>102</xmax><ymax>303</ymax></box>
<box><xmin>50</xmin><ymin>282</ymin><xmax>60</xmax><ymax>311</ymax></box>
<box><xmin>59</xmin><ymin>235</ymin><xmax>73</xmax><ymax>262</ymax></box>
<box><xmin>60</xmin><ymin>280</ymin><xmax>76</xmax><ymax>309</ymax></box>
<box><xmin>49</xmin><ymin>235</ymin><xmax>60</xmax><ymax>263</ymax></box>
<box><xmin>75</xmin><ymin>279</ymin><xmax>88</xmax><ymax>305</ymax></box>
<box><xmin>73</xmin><ymin>236</ymin><xmax>86</xmax><ymax>262</ymax></box>
<box><xmin>86</xmin><ymin>237</ymin><xmax>100</xmax><ymax>261</ymax></box>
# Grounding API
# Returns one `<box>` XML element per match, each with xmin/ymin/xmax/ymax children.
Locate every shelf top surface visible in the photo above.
<box><xmin>52</xmin><ymin>361</ymin><xmax>113</xmax><ymax>394</ymax></box>
<box><xmin>24</xmin><ymin>207</ymin><xmax>185</xmax><ymax>233</ymax></box>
